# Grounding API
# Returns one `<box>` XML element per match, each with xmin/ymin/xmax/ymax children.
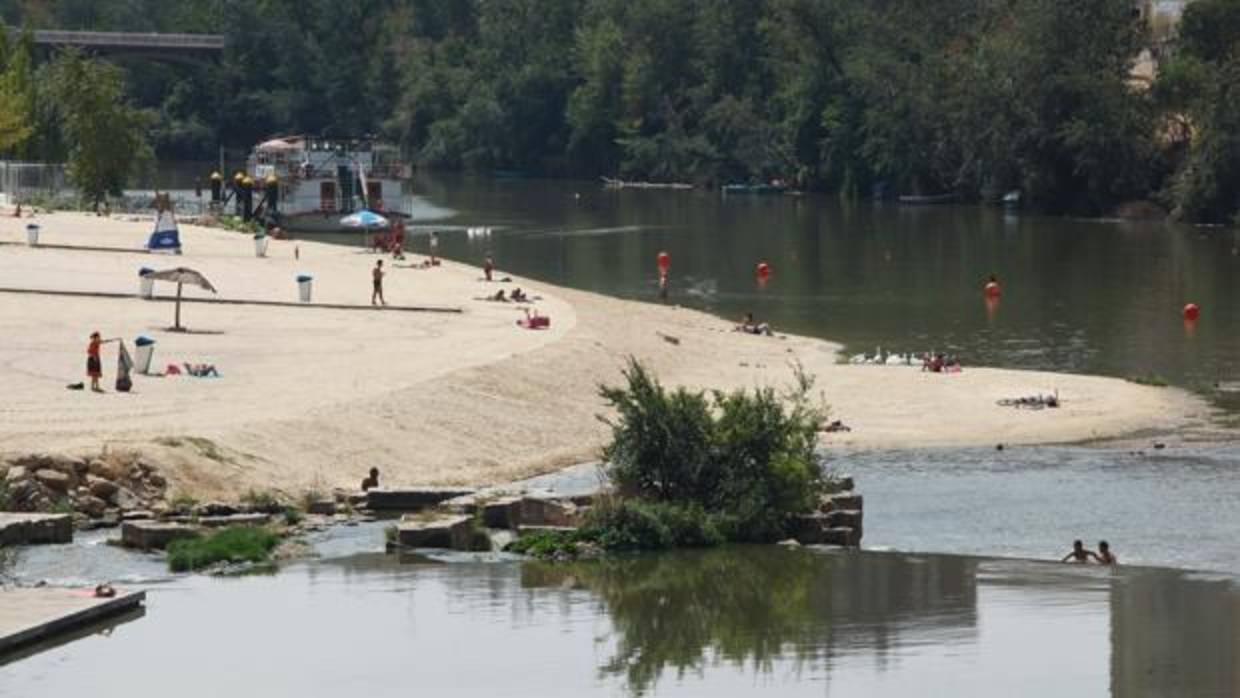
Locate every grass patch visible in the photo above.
<box><xmin>155</xmin><ymin>436</ymin><xmax>228</xmax><ymax>462</ymax></box>
<box><xmin>167</xmin><ymin>492</ymin><xmax>198</xmax><ymax>515</ymax></box>
<box><xmin>166</xmin><ymin>526</ymin><xmax>281</xmax><ymax>572</ymax></box>
<box><xmin>281</xmin><ymin>506</ymin><xmax>303</xmax><ymax>526</ymax></box>
<box><xmin>1128</xmin><ymin>373</ymin><xmax>1169</xmax><ymax>387</ymax></box>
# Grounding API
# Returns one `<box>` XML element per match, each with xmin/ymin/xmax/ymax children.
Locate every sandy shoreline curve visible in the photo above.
<box><xmin>0</xmin><ymin>212</ymin><xmax>1208</xmax><ymax>499</ymax></box>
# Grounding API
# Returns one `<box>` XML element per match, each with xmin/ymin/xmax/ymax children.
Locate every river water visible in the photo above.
<box><xmin>404</xmin><ymin>174</ymin><xmax>1240</xmax><ymax>398</ymax></box>
<box><xmin>4</xmin><ymin>539</ymin><xmax>1238</xmax><ymax>697</ymax></box>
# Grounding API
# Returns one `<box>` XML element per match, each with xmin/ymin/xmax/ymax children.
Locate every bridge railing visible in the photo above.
<box><xmin>20</xmin><ymin>30</ymin><xmax>225</xmax><ymax>51</ymax></box>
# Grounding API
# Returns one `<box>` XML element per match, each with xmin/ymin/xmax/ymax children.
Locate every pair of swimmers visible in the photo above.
<box><xmin>1062</xmin><ymin>539</ymin><xmax>1117</xmax><ymax>565</ymax></box>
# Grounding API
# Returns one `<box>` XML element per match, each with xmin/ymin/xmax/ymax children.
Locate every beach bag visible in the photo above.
<box><xmin>116</xmin><ymin>342</ymin><xmax>134</xmax><ymax>392</ymax></box>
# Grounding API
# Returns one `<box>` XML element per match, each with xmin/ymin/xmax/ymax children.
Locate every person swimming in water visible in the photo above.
<box><xmin>1061</xmin><ymin>539</ymin><xmax>1099</xmax><ymax>563</ymax></box>
<box><xmin>1095</xmin><ymin>540</ymin><xmax>1117</xmax><ymax>565</ymax></box>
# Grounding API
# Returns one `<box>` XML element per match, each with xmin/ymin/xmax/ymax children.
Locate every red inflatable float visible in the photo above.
<box><xmin>1183</xmin><ymin>303</ymin><xmax>1201</xmax><ymax>321</ymax></box>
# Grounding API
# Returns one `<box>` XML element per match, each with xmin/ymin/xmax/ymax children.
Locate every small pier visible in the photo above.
<box><xmin>0</xmin><ymin>588</ymin><xmax>145</xmax><ymax>663</ymax></box>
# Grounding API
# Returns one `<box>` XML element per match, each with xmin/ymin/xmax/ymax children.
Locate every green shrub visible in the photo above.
<box><xmin>506</xmin><ymin>529</ymin><xmax>587</xmax><ymax>558</ymax></box>
<box><xmin>167</xmin><ymin>526</ymin><xmax>281</xmax><ymax>572</ymax></box>
<box><xmin>583</xmin><ymin>499</ymin><xmax>723</xmax><ymax>551</ymax></box>
<box><xmin>281</xmin><ymin>506</ymin><xmax>303</xmax><ymax>526</ymax></box>
<box><xmin>598</xmin><ymin>359</ymin><xmax>829</xmax><ymax>542</ymax></box>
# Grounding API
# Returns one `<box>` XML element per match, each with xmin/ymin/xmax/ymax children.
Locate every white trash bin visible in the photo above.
<box><xmin>297</xmin><ymin>274</ymin><xmax>313</xmax><ymax>303</ymax></box>
<box><xmin>133</xmin><ymin>335</ymin><xmax>156</xmax><ymax>374</ymax></box>
<box><xmin>254</xmin><ymin>234</ymin><xmax>269</xmax><ymax>258</ymax></box>
<box><xmin>25</xmin><ymin>224</ymin><xmax>39</xmax><ymax>246</ymax></box>
<box><xmin>138</xmin><ymin>267</ymin><xmax>154</xmax><ymax>298</ymax></box>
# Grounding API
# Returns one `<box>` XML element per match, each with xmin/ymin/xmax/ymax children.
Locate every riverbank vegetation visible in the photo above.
<box><xmin>509</xmin><ymin>360</ymin><xmax>834</xmax><ymax>559</ymax></box>
<box><xmin>1</xmin><ymin>0</ymin><xmax>1238</xmax><ymax>222</ymax></box>
<box><xmin>166</xmin><ymin>526</ymin><xmax>281</xmax><ymax>572</ymax></box>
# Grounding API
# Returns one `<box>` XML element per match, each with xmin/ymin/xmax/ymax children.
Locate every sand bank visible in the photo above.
<box><xmin>0</xmin><ymin>213</ymin><xmax>1208</xmax><ymax>498</ymax></box>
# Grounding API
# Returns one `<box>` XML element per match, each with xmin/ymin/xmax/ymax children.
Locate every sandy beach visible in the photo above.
<box><xmin>0</xmin><ymin>212</ymin><xmax>1208</xmax><ymax>499</ymax></box>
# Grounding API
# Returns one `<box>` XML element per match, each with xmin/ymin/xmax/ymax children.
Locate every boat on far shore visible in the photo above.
<box><xmin>898</xmin><ymin>192</ymin><xmax>958</xmax><ymax>205</ymax></box>
<box><xmin>601</xmin><ymin>176</ymin><xmax>694</xmax><ymax>190</ymax></box>
<box><xmin>245</xmin><ymin>136</ymin><xmax>411</xmax><ymax>234</ymax></box>
<box><xmin>722</xmin><ymin>182</ymin><xmax>789</xmax><ymax>195</ymax></box>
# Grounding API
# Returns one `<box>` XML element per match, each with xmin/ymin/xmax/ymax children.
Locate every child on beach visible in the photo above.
<box><xmin>429</xmin><ymin>231</ymin><xmax>440</xmax><ymax>265</ymax></box>
<box><xmin>86</xmin><ymin>331</ymin><xmax>117</xmax><ymax>392</ymax></box>
<box><xmin>372</xmin><ymin>260</ymin><xmax>386</xmax><ymax>306</ymax></box>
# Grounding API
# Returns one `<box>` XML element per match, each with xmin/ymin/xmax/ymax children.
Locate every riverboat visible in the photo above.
<box><xmin>246</xmin><ymin>136</ymin><xmax>411</xmax><ymax>233</ymax></box>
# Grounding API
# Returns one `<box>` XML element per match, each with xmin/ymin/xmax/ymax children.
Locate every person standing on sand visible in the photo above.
<box><xmin>429</xmin><ymin>231</ymin><xmax>439</xmax><ymax>265</ymax></box>
<box><xmin>484</xmin><ymin>254</ymin><xmax>495</xmax><ymax>281</ymax></box>
<box><xmin>372</xmin><ymin>260</ymin><xmax>386</xmax><ymax>306</ymax></box>
<box><xmin>86</xmin><ymin>331</ymin><xmax>118</xmax><ymax>393</ymax></box>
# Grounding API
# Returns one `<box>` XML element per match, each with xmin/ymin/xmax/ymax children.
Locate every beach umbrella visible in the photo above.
<box><xmin>147</xmin><ymin>267</ymin><xmax>217</xmax><ymax>331</ymax></box>
<box><xmin>340</xmin><ymin>209</ymin><xmax>389</xmax><ymax>230</ymax></box>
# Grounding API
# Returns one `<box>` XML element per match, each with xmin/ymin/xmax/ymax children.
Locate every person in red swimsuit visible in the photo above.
<box><xmin>86</xmin><ymin>331</ymin><xmax>117</xmax><ymax>393</ymax></box>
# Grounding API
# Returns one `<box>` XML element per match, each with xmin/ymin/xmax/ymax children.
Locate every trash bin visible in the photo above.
<box><xmin>25</xmin><ymin>224</ymin><xmax>39</xmax><ymax>246</ymax></box>
<box><xmin>138</xmin><ymin>267</ymin><xmax>155</xmax><ymax>298</ymax></box>
<box><xmin>134</xmin><ymin>335</ymin><xmax>156</xmax><ymax>374</ymax></box>
<box><xmin>297</xmin><ymin>274</ymin><xmax>313</xmax><ymax>303</ymax></box>
<box><xmin>254</xmin><ymin>234</ymin><xmax>269</xmax><ymax>258</ymax></box>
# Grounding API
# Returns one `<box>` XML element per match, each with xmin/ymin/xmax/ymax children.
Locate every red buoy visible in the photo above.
<box><xmin>1183</xmin><ymin>303</ymin><xmax>1201</xmax><ymax>321</ymax></box>
<box><xmin>756</xmin><ymin>262</ymin><xmax>771</xmax><ymax>280</ymax></box>
<box><xmin>656</xmin><ymin>251</ymin><xmax>671</xmax><ymax>274</ymax></box>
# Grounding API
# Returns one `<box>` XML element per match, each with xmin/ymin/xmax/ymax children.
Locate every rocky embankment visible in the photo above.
<box><xmin>1</xmin><ymin>451</ymin><xmax>168</xmax><ymax>524</ymax></box>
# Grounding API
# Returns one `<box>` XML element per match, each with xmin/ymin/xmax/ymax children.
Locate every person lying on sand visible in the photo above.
<box><xmin>736</xmin><ymin>312</ymin><xmax>773</xmax><ymax>336</ymax></box>
<box><xmin>1061</xmin><ymin>539</ymin><xmax>1099</xmax><ymax>563</ymax></box>
<box><xmin>183</xmin><ymin>363</ymin><xmax>220</xmax><ymax>377</ymax></box>
<box><xmin>510</xmin><ymin>287</ymin><xmax>528</xmax><ymax>303</ymax></box>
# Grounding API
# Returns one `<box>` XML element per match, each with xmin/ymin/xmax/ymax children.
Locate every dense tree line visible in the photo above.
<box><xmin>1</xmin><ymin>0</ymin><xmax>1238</xmax><ymax>222</ymax></box>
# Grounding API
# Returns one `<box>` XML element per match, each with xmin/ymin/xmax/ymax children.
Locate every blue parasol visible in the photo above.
<box><xmin>340</xmin><ymin>209</ymin><xmax>390</xmax><ymax>230</ymax></box>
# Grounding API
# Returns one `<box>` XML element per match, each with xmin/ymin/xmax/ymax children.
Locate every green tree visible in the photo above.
<box><xmin>1157</xmin><ymin>0</ymin><xmax>1240</xmax><ymax>223</ymax></box>
<box><xmin>47</xmin><ymin>51</ymin><xmax>153</xmax><ymax>207</ymax></box>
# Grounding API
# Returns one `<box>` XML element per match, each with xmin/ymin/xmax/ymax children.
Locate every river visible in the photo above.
<box><xmin>3</xmin><ymin>532</ymin><xmax>1238</xmax><ymax>697</ymax></box>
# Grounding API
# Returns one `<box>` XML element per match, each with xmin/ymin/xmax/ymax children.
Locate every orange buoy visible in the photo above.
<box><xmin>657</xmin><ymin>251</ymin><xmax>671</xmax><ymax>274</ymax></box>
<box><xmin>756</xmin><ymin>262</ymin><xmax>771</xmax><ymax>281</ymax></box>
<box><xmin>1183</xmin><ymin>303</ymin><xmax>1201</xmax><ymax>321</ymax></box>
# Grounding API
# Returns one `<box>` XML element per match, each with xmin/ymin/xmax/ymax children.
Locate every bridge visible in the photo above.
<box><xmin>9</xmin><ymin>30</ymin><xmax>224</xmax><ymax>56</ymax></box>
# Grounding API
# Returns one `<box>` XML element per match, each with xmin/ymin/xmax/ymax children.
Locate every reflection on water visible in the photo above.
<box><xmin>3</xmin><ymin>547</ymin><xmax>1237</xmax><ymax>697</ymax></box>
<box><xmin>521</xmin><ymin>547</ymin><xmax>977</xmax><ymax>694</ymax></box>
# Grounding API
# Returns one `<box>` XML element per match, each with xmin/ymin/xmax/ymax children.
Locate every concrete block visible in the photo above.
<box><xmin>120</xmin><ymin>521</ymin><xmax>199</xmax><ymax>550</ymax></box>
<box><xmin>367</xmin><ymin>487</ymin><xmax>476</xmax><ymax>512</ymax></box>
<box><xmin>396</xmin><ymin>514</ymin><xmax>473</xmax><ymax>549</ymax></box>
<box><xmin>0</xmin><ymin>513</ymin><xmax>73</xmax><ymax>545</ymax></box>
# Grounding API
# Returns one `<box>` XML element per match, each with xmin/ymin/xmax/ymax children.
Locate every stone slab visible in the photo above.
<box><xmin>366</xmin><ymin>487</ymin><xmax>476</xmax><ymax>512</ymax></box>
<box><xmin>120</xmin><ymin>521</ymin><xmax>199</xmax><ymax>550</ymax></box>
<box><xmin>197</xmin><ymin>513</ymin><xmax>271</xmax><ymax>528</ymax></box>
<box><xmin>0</xmin><ymin>513</ymin><xmax>73</xmax><ymax>545</ymax></box>
<box><xmin>0</xmin><ymin>588</ymin><xmax>145</xmax><ymax>660</ymax></box>
<box><xmin>396</xmin><ymin>514</ymin><xmax>473</xmax><ymax>549</ymax></box>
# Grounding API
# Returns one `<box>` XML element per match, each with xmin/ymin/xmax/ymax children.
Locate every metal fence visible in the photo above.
<box><xmin>0</xmin><ymin>161</ymin><xmax>69</xmax><ymax>207</ymax></box>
